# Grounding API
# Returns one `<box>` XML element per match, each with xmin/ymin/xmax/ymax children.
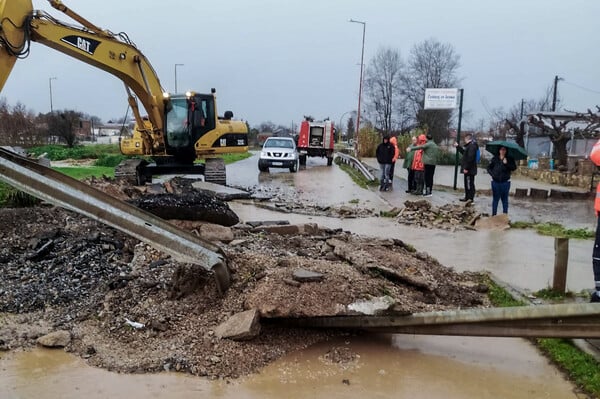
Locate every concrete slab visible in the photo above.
<box><xmin>191</xmin><ymin>181</ymin><xmax>252</xmax><ymax>200</ymax></box>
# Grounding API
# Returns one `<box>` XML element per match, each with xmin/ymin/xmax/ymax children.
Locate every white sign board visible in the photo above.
<box><xmin>424</xmin><ymin>88</ymin><xmax>459</xmax><ymax>110</ymax></box>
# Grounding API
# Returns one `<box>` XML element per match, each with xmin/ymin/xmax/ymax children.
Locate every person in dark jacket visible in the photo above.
<box><xmin>376</xmin><ymin>135</ymin><xmax>395</xmax><ymax>191</ymax></box>
<box><xmin>486</xmin><ymin>146</ymin><xmax>517</xmax><ymax>215</ymax></box>
<box><xmin>454</xmin><ymin>133</ymin><xmax>478</xmax><ymax>202</ymax></box>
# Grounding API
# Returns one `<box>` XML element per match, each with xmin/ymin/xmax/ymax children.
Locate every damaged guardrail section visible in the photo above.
<box><xmin>0</xmin><ymin>147</ymin><xmax>231</xmax><ymax>293</ymax></box>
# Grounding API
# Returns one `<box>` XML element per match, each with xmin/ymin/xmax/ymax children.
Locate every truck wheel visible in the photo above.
<box><xmin>299</xmin><ymin>155</ymin><xmax>307</xmax><ymax>166</ymax></box>
<box><xmin>327</xmin><ymin>156</ymin><xmax>333</xmax><ymax>166</ymax></box>
<box><xmin>290</xmin><ymin>159</ymin><xmax>299</xmax><ymax>173</ymax></box>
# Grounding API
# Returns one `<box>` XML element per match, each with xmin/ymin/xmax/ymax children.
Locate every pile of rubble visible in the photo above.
<box><xmin>396</xmin><ymin>199</ymin><xmax>480</xmax><ymax>230</ymax></box>
<box><xmin>0</xmin><ymin>199</ymin><xmax>490</xmax><ymax>379</ymax></box>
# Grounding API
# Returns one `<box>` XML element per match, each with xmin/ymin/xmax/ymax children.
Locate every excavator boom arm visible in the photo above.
<box><xmin>0</xmin><ymin>0</ymin><xmax>166</xmax><ymax>132</ymax></box>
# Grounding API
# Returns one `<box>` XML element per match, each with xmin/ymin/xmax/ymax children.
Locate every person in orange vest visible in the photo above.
<box><xmin>388</xmin><ymin>135</ymin><xmax>400</xmax><ymax>187</ymax></box>
<box><xmin>589</xmin><ymin>139</ymin><xmax>600</xmax><ymax>302</ymax></box>
<box><xmin>410</xmin><ymin>134</ymin><xmax>427</xmax><ymax>195</ymax></box>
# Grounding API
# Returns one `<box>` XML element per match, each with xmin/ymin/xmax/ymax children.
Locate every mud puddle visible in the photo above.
<box><xmin>0</xmin><ymin>334</ymin><xmax>579</xmax><ymax>399</ymax></box>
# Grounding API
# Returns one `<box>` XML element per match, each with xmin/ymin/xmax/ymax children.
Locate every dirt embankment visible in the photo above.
<box><xmin>0</xmin><ymin>177</ymin><xmax>490</xmax><ymax>379</ymax></box>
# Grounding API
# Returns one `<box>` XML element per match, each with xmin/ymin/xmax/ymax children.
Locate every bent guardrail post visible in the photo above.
<box><xmin>0</xmin><ymin>147</ymin><xmax>231</xmax><ymax>293</ymax></box>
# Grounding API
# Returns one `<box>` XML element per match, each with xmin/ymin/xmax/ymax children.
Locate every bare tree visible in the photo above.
<box><xmin>402</xmin><ymin>38</ymin><xmax>461</xmax><ymax>142</ymax></box>
<box><xmin>498</xmin><ymin>87</ymin><xmax>559</xmax><ymax>147</ymax></box>
<box><xmin>363</xmin><ymin>47</ymin><xmax>410</xmax><ymax>134</ymax></box>
<box><xmin>527</xmin><ymin>107</ymin><xmax>599</xmax><ymax>169</ymax></box>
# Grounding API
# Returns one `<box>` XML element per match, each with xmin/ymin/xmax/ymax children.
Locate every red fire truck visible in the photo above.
<box><xmin>297</xmin><ymin>117</ymin><xmax>335</xmax><ymax>166</ymax></box>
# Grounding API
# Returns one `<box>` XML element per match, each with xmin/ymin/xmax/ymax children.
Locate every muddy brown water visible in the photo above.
<box><xmin>0</xmin><ymin>335</ymin><xmax>579</xmax><ymax>399</ymax></box>
<box><xmin>0</xmin><ymin>154</ymin><xmax>592</xmax><ymax>397</ymax></box>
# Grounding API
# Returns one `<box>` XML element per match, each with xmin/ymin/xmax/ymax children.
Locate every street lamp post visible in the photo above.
<box><xmin>349</xmin><ymin>19</ymin><xmax>365</xmax><ymax>156</ymax></box>
<box><xmin>174</xmin><ymin>63</ymin><xmax>184</xmax><ymax>93</ymax></box>
<box><xmin>49</xmin><ymin>77</ymin><xmax>57</xmax><ymax>113</ymax></box>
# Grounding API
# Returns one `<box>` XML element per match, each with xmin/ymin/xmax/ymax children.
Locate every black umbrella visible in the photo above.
<box><xmin>485</xmin><ymin>140</ymin><xmax>528</xmax><ymax>161</ymax></box>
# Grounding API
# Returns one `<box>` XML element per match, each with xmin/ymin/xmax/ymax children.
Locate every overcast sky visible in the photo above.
<box><xmin>2</xmin><ymin>0</ymin><xmax>599</xmax><ymax>130</ymax></box>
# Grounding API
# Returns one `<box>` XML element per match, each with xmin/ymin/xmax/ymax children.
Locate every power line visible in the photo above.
<box><xmin>562</xmin><ymin>80</ymin><xmax>600</xmax><ymax>96</ymax></box>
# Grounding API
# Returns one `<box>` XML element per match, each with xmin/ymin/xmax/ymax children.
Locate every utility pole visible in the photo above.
<box><xmin>552</xmin><ymin>75</ymin><xmax>562</xmax><ymax>112</ymax></box>
<box><xmin>349</xmin><ymin>19</ymin><xmax>366</xmax><ymax>156</ymax></box>
<box><xmin>49</xmin><ymin>77</ymin><xmax>57</xmax><ymax>113</ymax></box>
<box><xmin>520</xmin><ymin>98</ymin><xmax>524</xmax><ymax>119</ymax></box>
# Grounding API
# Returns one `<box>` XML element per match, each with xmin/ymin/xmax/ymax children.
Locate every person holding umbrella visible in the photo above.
<box><xmin>486</xmin><ymin>146</ymin><xmax>517</xmax><ymax>215</ymax></box>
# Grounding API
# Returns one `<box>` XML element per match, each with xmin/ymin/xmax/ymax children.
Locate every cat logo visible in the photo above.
<box><xmin>60</xmin><ymin>35</ymin><xmax>101</xmax><ymax>55</ymax></box>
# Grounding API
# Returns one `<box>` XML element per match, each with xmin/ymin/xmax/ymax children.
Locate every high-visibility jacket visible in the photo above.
<box><xmin>590</xmin><ymin>139</ymin><xmax>600</xmax><ymax>214</ymax></box>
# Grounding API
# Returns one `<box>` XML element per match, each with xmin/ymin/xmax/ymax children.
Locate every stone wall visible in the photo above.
<box><xmin>514</xmin><ymin>158</ymin><xmax>597</xmax><ymax>190</ymax></box>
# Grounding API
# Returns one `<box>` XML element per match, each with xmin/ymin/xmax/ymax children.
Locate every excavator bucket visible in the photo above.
<box><xmin>0</xmin><ymin>0</ymin><xmax>32</xmax><ymax>90</ymax></box>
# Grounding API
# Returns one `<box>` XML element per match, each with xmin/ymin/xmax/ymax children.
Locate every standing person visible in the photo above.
<box><xmin>486</xmin><ymin>146</ymin><xmax>516</xmax><ymax>215</ymax></box>
<box><xmin>376</xmin><ymin>135</ymin><xmax>395</xmax><ymax>191</ymax></box>
<box><xmin>588</xmin><ymin>138</ymin><xmax>600</xmax><ymax>302</ymax></box>
<box><xmin>410</xmin><ymin>134</ymin><xmax>427</xmax><ymax>195</ymax></box>
<box><xmin>403</xmin><ymin>136</ymin><xmax>417</xmax><ymax>193</ymax></box>
<box><xmin>388</xmin><ymin>135</ymin><xmax>400</xmax><ymax>187</ymax></box>
<box><xmin>407</xmin><ymin>133</ymin><xmax>439</xmax><ymax>197</ymax></box>
<box><xmin>454</xmin><ymin>133</ymin><xmax>478</xmax><ymax>202</ymax></box>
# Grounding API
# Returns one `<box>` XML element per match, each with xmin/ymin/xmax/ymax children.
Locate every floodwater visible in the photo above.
<box><xmin>0</xmin><ymin>153</ymin><xmax>592</xmax><ymax>398</ymax></box>
<box><xmin>229</xmin><ymin>153</ymin><xmax>596</xmax><ymax>293</ymax></box>
<box><xmin>0</xmin><ymin>335</ymin><xmax>580</xmax><ymax>399</ymax></box>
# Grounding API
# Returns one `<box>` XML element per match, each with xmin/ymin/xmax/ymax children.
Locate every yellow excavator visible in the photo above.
<box><xmin>0</xmin><ymin>0</ymin><xmax>248</xmax><ymax>185</ymax></box>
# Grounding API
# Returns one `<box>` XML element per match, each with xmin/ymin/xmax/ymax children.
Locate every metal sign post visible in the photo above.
<box><xmin>453</xmin><ymin>89</ymin><xmax>464</xmax><ymax>190</ymax></box>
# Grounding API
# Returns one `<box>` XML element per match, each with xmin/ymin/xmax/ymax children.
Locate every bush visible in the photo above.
<box><xmin>94</xmin><ymin>154</ymin><xmax>128</xmax><ymax>167</ymax></box>
<box><xmin>28</xmin><ymin>144</ymin><xmax>121</xmax><ymax>161</ymax></box>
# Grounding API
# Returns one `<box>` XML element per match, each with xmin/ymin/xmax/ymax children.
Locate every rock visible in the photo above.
<box><xmin>37</xmin><ymin>330</ymin><xmax>71</xmax><ymax>348</ymax></box>
<box><xmin>292</xmin><ymin>268</ymin><xmax>324</xmax><ymax>283</ymax></box>
<box><xmin>474</xmin><ymin>214</ymin><xmax>510</xmax><ymax>230</ymax></box>
<box><xmin>347</xmin><ymin>296</ymin><xmax>396</xmax><ymax>315</ymax></box>
<box><xmin>252</xmin><ymin>223</ymin><xmax>319</xmax><ymax>235</ymax></box>
<box><xmin>198</xmin><ymin>223</ymin><xmax>234</xmax><ymax>243</ymax></box>
<box><xmin>214</xmin><ymin>309</ymin><xmax>261</xmax><ymax>341</ymax></box>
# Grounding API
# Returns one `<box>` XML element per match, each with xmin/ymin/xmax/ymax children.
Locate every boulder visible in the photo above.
<box><xmin>37</xmin><ymin>330</ymin><xmax>71</xmax><ymax>348</ymax></box>
<box><xmin>214</xmin><ymin>309</ymin><xmax>261</xmax><ymax>341</ymax></box>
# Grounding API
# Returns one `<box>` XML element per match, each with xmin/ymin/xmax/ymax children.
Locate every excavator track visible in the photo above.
<box><xmin>204</xmin><ymin>158</ymin><xmax>226</xmax><ymax>185</ymax></box>
<box><xmin>114</xmin><ymin>158</ymin><xmax>149</xmax><ymax>185</ymax></box>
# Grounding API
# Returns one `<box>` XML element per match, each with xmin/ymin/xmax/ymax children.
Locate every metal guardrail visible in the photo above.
<box><xmin>0</xmin><ymin>147</ymin><xmax>231</xmax><ymax>293</ymax></box>
<box><xmin>278</xmin><ymin>303</ymin><xmax>600</xmax><ymax>338</ymax></box>
<box><xmin>335</xmin><ymin>152</ymin><xmax>376</xmax><ymax>182</ymax></box>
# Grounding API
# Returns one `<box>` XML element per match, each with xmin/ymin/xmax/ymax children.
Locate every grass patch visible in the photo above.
<box><xmin>53</xmin><ymin>166</ymin><xmax>115</xmax><ymax>179</ymax></box>
<box><xmin>485</xmin><ymin>277</ymin><xmax>600</xmax><ymax>398</ymax></box>
<box><xmin>348</xmin><ymin>198</ymin><xmax>360</xmax><ymax>204</ymax></box>
<box><xmin>28</xmin><ymin>144</ymin><xmax>121</xmax><ymax>161</ymax></box>
<box><xmin>533</xmin><ymin>288</ymin><xmax>574</xmax><ymax>301</ymax></box>
<box><xmin>510</xmin><ymin>221</ymin><xmax>594</xmax><ymax>239</ymax></box>
<box><xmin>221</xmin><ymin>152</ymin><xmax>252</xmax><ymax>164</ymax></box>
<box><xmin>335</xmin><ymin>157</ymin><xmax>379</xmax><ymax>189</ymax></box>
<box><xmin>536</xmin><ymin>338</ymin><xmax>600</xmax><ymax>396</ymax></box>
<box><xmin>485</xmin><ymin>277</ymin><xmax>526</xmax><ymax>307</ymax></box>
